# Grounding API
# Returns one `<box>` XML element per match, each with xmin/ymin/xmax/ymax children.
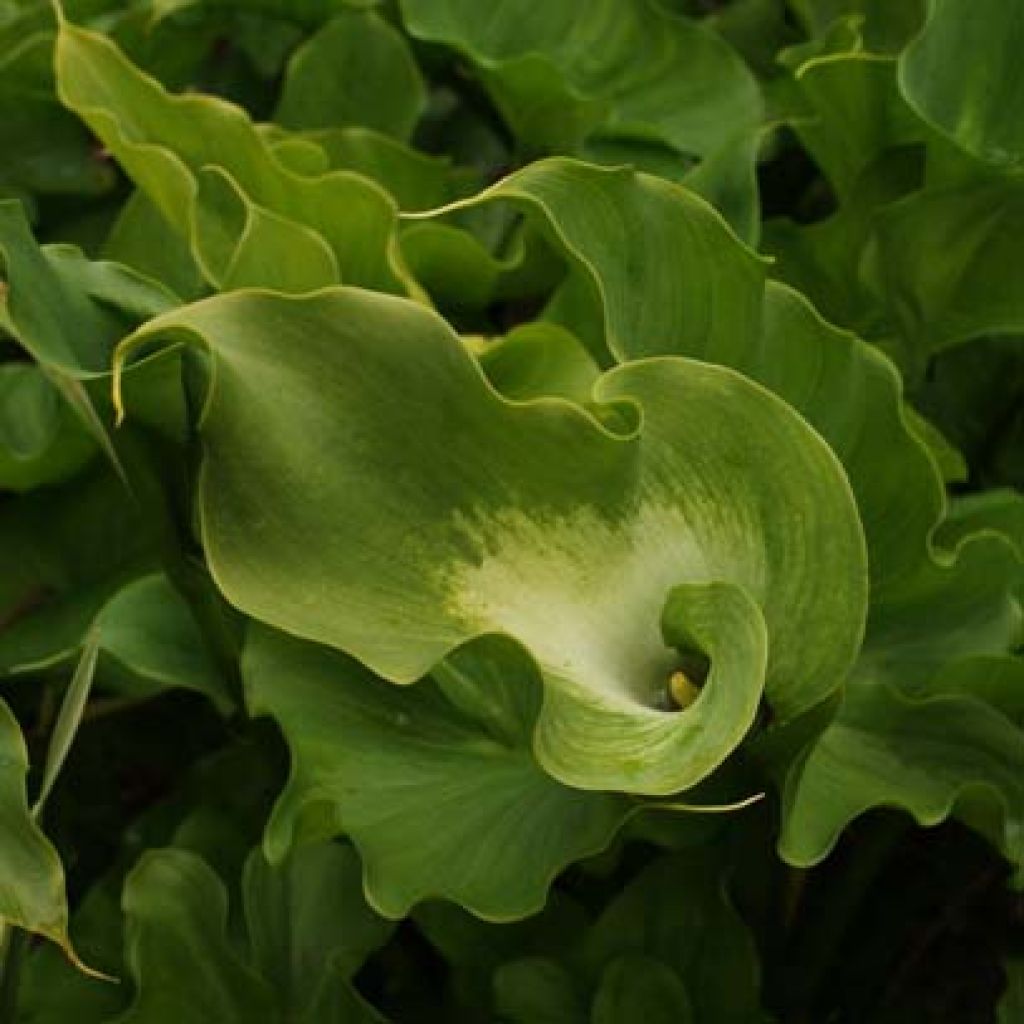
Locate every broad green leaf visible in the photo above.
<box><xmin>591</xmin><ymin>955</ymin><xmax>694</xmax><ymax>1024</ymax></box>
<box><xmin>399</xmin><ymin>223</ymin><xmax>510</xmax><ymax>311</ymax></box>
<box><xmin>275</xmin><ymin>11</ymin><xmax>426</xmax><ymax>139</ymax></box>
<box><xmin>400</xmin><ymin>218</ymin><xmax>561</xmax><ymax>313</ymax></box>
<box><xmin>761</xmin><ymin>146</ymin><xmax>921</xmax><ymax>340</ymax></box>
<box><xmin>411</xmin><ymin>159</ymin><xmax>769</xmax><ymax>364</ymax></box>
<box><xmin>15</xmin><ymin>735</ymin><xmax>288</xmax><ymax>1023</ymax></box>
<box><xmin>120</xmin><ymin>287</ymin><xmax>867</xmax><ymax>793</ymax></box>
<box><xmin>117</xmin><ymin>844</ymin><xmax>390</xmax><ymax>1023</ymax></box>
<box><xmin>755</xmin><ymin>283</ymin><xmax>940</xmax><ymax>594</ymax></box>
<box><xmin>780</xmin><ymin>50</ymin><xmax>922</xmax><ymax>201</ymax></box>
<box><xmin>117</xmin><ymin>850</ymin><xmax>277</xmax><ymax>1024</ymax></box>
<box><xmin>16</xmin><ymin>877</ymin><xmax>126</xmax><ymax>1023</ymax></box>
<box><xmin>929</xmin><ymin>657</ymin><xmax>1024</xmax><ymax>731</ymax></box>
<box><xmin>780</xmin><ymin>682</ymin><xmax>1024</xmax><ymax>882</ymax></box>
<box><xmin>899</xmin><ymin>0</ymin><xmax>1024</xmax><ymax>166</ymax></box>
<box><xmin>398</xmin><ymin>0</ymin><xmax>762</xmax><ymax>233</ymax></box>
<box><xmin>860</xmin><ymin>532</ymin><xmax>1022</xmax><ymax>690</ymax></box>
<box><xmin>243</xmin><ymin>844</ymin><xmax>393</xmax><ymax>1012</ymax></box>
<box><xmin>400</xmin><ymin>0</ymin><xmax>760</xmax><ymax>158</ymax></box>
<box><xmin>245</xmin><ymin>626</ymin><xmax>630</xmax><ymax>919</ymax></box>
<box><xmin>422</xmin><ymin>163</ymin><xmax>937</xmax><ymax>594</ymax></box>
<box><xmin>902</xmin><ymin>404</ymin><xmax>966</xmax><ymax>485</ymax></box>
<box><xmin>866</xmin><ymin>180</ymin><xmax>1024</xmax><ymax>362</ymax></box>
<box><xmin>0</xmin><ymin>700</ymin><xmax>78</xmax><ymax>965</ymax></box>
<box><xmin>54</xmin><ymin>18</ymin><xmax>412</xmax><ymax>295</ymax></box>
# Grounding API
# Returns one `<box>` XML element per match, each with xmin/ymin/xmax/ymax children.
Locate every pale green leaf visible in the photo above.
<box><xmin>54</xmin><ymin>18</ymin><xmax>413</xmax><ymax>295</ymax></box>
<box><xmin>120</xmin><ymin>287</ymin><xmax>866</xmax><ymax>795</ymax></box>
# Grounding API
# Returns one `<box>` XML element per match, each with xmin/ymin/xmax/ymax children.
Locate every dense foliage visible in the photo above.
<box><xmin>1</xmin><ymin>1</ymin><xmax>1022</xmax><ymax>1020</ymax></box>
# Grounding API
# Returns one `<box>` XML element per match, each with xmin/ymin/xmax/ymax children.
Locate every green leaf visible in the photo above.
<box><xmin>0</xmin><ymin>364</ymin><xmax>96</xmax><ymax>492</ymax></box>
<box><xmin>92</xmin><ymin>574</ymin><xmax>233</xmax><ymax>711</ymax></box>
<box><xmin>192</xmin><ymin>166</ymin><xmax>339</xmax><ymax>293</ymax></box>
<box><xmin>301</xmin><ymin>127</ymin><xmax>459</xmax><ymax>211</ymax></box>
<box><xmin>0</xmin><ymin>200</ymin><xmax>122</xmax><ymax>374</ymax></box>
<box><xmin>936</xmin><ymin>490</ymin><xmax>1024</xmax><ymax>559</ymax></box>
<box><xmin>789</xmin><ymin>0</ymin><xmax>925</xmax><ymax>52</ymax></box>
<box><xmin>245</xmin><ymin>626</ymin><xmax>630</xmax><ymax>919</ymax></box>
<box><xmin>0</xmin><ymin>700</ymin><xmax>78</xmax><ymax>965</ymax></box>
<box><xmin>929</xmin><ymin>657</ymin><xmax>1024</xmax><ymax>731</ymax></box>
<box><xmin>54</xmin><ymin>18</ymin><xmax>412</xmax><ymax>295</ymax></box>
<box><xmin>899</xmin><ymin>0</ymin><xmax>1024</xmax><ymax>166</ymax></box>
<box><xmin>120</xmin><ymin>287</ymin><xmax>866</xmax><ymax>795</ymax></box>
<box><xmin>861</xmin><ymin>533</ymin><xmax>1022</xmax><ymax>690</ymax></box>
<box><xmin>103</xmin><ymin>191</ymin><xmax>206</xmax><ymax>302</ymax></box>
<box><xmin>476</xmin><ymin>323</ymin><xmax>598</xmax><ymax>405</ymax></box>
<box><xmin>866</xmin><ymin>180</ymin><xmax>1024</xmax><ymax>363</ymax></box>
<box><xmin>582</xmin><ymin>852</ymin><xmax>762</xmax><ymax>1021</ymax></box>
<box><xmin>422</xmin><ymin>163</ymin><xmax>938</xmax><ymax>597</ymax></box>
<box><xmin>32</xmin><ymin>629</ymin><xmax>100</xmax><ymax>818</ymax></box>
<box><xmin>117</xmin><ymin>843</ymin><xmax>390</xmax><ymax>1023</ymax></box>
<box><xmin>902</xmin><ymin>404</ymin><xmax>967</xmax><ymax>485</ymax></box>
<box><xmin>413</xmin><ymin>159</ymin><xmax>768</xmax><ymax>364</ymax></box>
<box><xmin>398</xmin><ymin>0</ymin><xmax>762</xmax><ymax>233</ymax></box>
<box><xmin>275</xmin><ymin>11</ymin><xmax>425</xmax><ymax>139</ymax></box>
<box><xmin>591</xmin><ymin>955</ymin><xmax>694</xmax><ymax>1024</ymax></box>
<box><xmin>117</xmin><ymin>850</ymin><xmax>277</xmax><ymax>1024</ymax></box>
<box><xmin>401</xmin><ymin>0</ymin><xmax>760</xmax><ymax>154</ymax></box>
<box><xmin>780</xmin><ymin>682</ymin><xmax>1024</xmax><ymax>881</ymax></box>
<box><xmin>761</xmin><ymin>146</ymin><xmax>921</xmax><ymax>341</ymax></box>
<box><xmin>780</xmin><ymin>48</ymin><xmax>922</xmax><ymax>201</ymax></box>
<box><xmin>243</xmin><ymin>844</ymin><xmax>393</xmax><ymax>1011</ymax></box>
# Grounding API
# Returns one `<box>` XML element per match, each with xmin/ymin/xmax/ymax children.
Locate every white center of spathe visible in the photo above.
<box><xmin>444</xmin><ymin>501</ymin><xmax>726</xmax><ymax>707</ymax></box>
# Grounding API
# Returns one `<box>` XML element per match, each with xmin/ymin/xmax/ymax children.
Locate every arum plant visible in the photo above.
<box><xmin>0</xmin><ymin>1</ymin><xmax>1021</xmax><ymax>1021</ymax></box>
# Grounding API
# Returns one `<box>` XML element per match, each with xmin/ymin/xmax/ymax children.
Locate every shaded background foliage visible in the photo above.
<box><xmin>0</xmin><ymin>0</ymin><xmax>1022</xmax><ymax>1022</ymax></box>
